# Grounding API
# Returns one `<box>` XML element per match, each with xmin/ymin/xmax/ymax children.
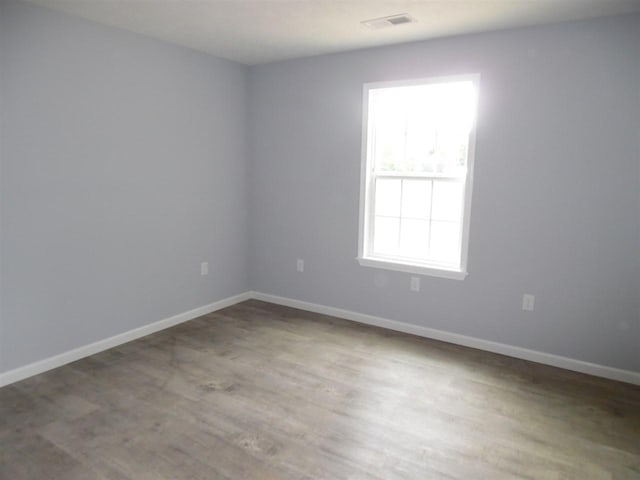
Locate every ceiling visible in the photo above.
<box><xmin>25</xmin><ymin>0</ymin><xmax>640</xmax><ymax>65</ymax></box>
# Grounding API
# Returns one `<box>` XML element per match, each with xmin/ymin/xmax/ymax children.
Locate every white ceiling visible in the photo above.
<box><xmin>25</xmin><ymin>0</ymin><xmax>640</xmax><ymax>65</ymax></box>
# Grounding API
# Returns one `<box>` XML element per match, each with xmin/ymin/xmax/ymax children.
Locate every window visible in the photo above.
<box><xmin>357</xmin><ymin>75</ymin><xmax>478</xmax><ymax>280</ymax></box>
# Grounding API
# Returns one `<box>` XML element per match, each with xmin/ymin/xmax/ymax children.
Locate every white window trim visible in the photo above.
<box><xmin>356</xmin><ymin>74</ymin><xmax>479</xmax><ymax>281</ymax></box>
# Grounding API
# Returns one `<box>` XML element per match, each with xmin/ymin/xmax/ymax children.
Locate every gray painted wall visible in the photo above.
<box><xmin>0</xmin><ymin>0</ymin><xmax>249</xmax><ymax>372</ymax></box>
<box><xmin>248</xmin><ymin>15</ymin><xmax>640</xmax><ymax>371</ymax></box>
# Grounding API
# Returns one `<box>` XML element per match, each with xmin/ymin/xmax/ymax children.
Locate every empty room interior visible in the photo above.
<box><xmin>1</xmin><ymin>0</ymin><xmax>640</xmax><ymax>478</ymax></box>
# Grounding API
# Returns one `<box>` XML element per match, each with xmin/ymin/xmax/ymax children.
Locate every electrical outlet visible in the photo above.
<box><xmin>522</xmin><ymin>294</ymin><xmax>535</xmax><ymax>311</ymax></box>
<box><xmin>296</xmin><ymin>259</ymin><xmax>304</xmax><ymax>273</ymax></box>
<box><xmin>410</xmin><ymin>276</ymin><xmax>420</xmax><ymax>292</ymax></box>
<box><xmin>201</xmin><ymin>262</ymin><xmax>208</xmax><ymax>276</ymax></box>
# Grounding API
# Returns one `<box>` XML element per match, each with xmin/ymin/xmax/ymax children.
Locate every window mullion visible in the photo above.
<box><xmin>427</xmin><ymin>179</ymin><xmax>435</xmax><ymax>260</ymax></box>
<box><xmin>398</xmin><ymin>179</ymin><xmax>404</xmax><ymax>252</ymax></box>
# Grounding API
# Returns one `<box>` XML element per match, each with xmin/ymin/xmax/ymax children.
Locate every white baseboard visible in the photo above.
<box><xmin>3</xmin><ymin>290</ymin><xmax>638</xmax><ymax>388</ymax></box>
<box><xmin>250</xmin><ymin>291</ymin><xmax>640</xmax><ymax>386</ymax></box>
<box><xmin>0</xmin><ymin>291</ymin><xmax>252</xmax><ymax>388</ymax></box>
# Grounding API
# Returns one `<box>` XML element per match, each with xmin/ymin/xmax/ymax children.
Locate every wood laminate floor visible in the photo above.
<box><xmin>1</xmin><ymin>300</ymin><xmax>639</xmax><ymax>479</ymax></box>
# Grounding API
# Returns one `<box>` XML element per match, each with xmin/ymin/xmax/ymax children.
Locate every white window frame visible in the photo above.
<box><xmin>357</xmin><ymin>74</ymin><xmax>479</xmax><ymax>280</ymax></box>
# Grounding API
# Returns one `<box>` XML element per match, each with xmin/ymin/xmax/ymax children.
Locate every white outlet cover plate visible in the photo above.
<box><xmin>522</xmin><ymin>294</ymin><xmax>535</xmax><ymax>311</ymax></box>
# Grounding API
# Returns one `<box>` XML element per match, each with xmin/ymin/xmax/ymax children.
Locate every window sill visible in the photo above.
<box><xmin>356</xmin><ymin>256</ymin><xmax>468</xmax><ymax>280</ymax></box>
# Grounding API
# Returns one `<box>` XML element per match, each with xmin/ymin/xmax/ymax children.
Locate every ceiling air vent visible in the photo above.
<box><xmin>361</xmin><ymin>13</ymin><xmax>416</xmax><ymax>30</ymax></box>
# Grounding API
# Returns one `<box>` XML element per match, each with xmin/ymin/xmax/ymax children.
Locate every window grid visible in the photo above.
<box><xmin>370</xmin><ymin>177</ymin><xmax>464</xmax><ymax>267</ymax></box>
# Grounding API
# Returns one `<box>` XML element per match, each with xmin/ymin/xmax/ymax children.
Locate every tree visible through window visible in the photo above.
<box><xmin>358</xmin><ymin>75</ymin><xmax>478</xmax><ymax>279</ymax></box>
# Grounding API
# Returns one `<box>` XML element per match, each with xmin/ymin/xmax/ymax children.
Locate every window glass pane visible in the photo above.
<box><xmin>400</xmin><ymin>219</ymin><xmax>429</xmax><ymax>259</ymax></box>
<box><xmin>374</xmin><ymin>178</ymin><xmax>401</xmax><ymax>217</ymax></box>
<box><xmin>429</xmin><ymin>221</ymin><xmax>461</xmax><ymax>265</ymax></box>
<box><xmin>372</xmin><ymin>90</ymin><xmax>407</xmax><ymax>172</ymax></box>
<box><xmin>405</xmin><ymin>109</ymin><xmax>437</xmax><ymax>173</ymax></box>
<box><xmin>434</xmin><ymin>128</ymin><xmax>468</xmax><ymax>172</ymax></box>
<box><xmin>373</xmin><ymin>216</ymin><xmax>399</xmax><ymax>256</ymax></box>
<box><xmin>425</xmin><ymin>82</ymin><xmax>475</xmax><ymax>174</ymax></box>
<box><xmin>373</xmin><ymin>120</ymin><xmax>405</xmax><ymax>172</ymax></box>
<box><xmin>401</xmin><ymin>179</ymin><xmax>432</xmax><ymax>220</ymax></box>
<box><xmin>431</xmin><ymin>180</ymin><xmax>464</xmax><ymax>222</ymax></box>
